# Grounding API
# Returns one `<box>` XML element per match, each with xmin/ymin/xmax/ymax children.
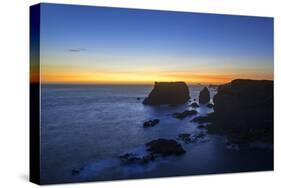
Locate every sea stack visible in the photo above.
<box><xmin>212</xmin><ymin>79</ymin><xmax>273</xmax><ymax>143</ymax></box>
<box><xmin>214</xmin><ymin>79</ymin><xmax>273</xmax><ymax>115</ymax></box>
<box><xmin>199</xmin><ymin>87</ymin><xmax>210</xmax><ymax>104</ymax></box>
<box><xmin>143</xmin><ymin>82</ymin><xmax>190</xmax><ymax>105</ymax></box>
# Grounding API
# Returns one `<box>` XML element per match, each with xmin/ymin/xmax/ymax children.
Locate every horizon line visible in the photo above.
<box><xmin>32</xmin><ymin>78</ymin><xmax>274</xmax><ymax>86</ymax></box>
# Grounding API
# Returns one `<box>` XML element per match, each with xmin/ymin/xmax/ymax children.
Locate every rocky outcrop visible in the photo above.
<box><xmin>119</xmin><ymin>138</ymin><xmax>186</xmax><ymax>164</ymax></box>
<box><xmin>199</xmin><ymin>87</ymin><xmax>210</xmax><ymax>104</ymax></box>
<box><xmin>214</xmin><ymin>79</ymin><xmax>273</xmax><ymax>115</ymax></box>
<box><xmin>178</xmin><ymin>133</ymin><xmax>206</xmax><ymax>143</ymax></box>
<box><xmin>146</xmin><ymin>139</ymin><xmax>186</xmax><ymax>156</ymax></box>
<box><xmin>143</xmin><ymin>119</ymin><xmax>160</xmax><ymax>127</ymax></box>
<box><xmin>207</xmin><ymin>79</ymin><xmax>273</xmax><ymax>144</ymax></box>
<box><xmin>173</xmin><ymin>110</ymin><xmax>197</xmax><ymax>119</ymax></box>
<box><xmin>206</xmin><ymin>103</ymin><xmax>214</xmax><ymax>108</ymax></box>
<box><xmin>71</xmin><ymin>167</ymin><xmax>83</xmax><ymax>176</ymax></box>
<box><xmin>191</xmin><ymin>115</ymin><xmax>213</xmax><ymax>123</ymax></box>
<box><xmin>190</xmin><ymin>102</ymin><xmax>199</xmax><ymax>108</ymax></box>
<box><xmin>178</xmin><ymin>133</ymin><xmax>192</xmax><ymax>143</ymax></box>
<box><xmin>143</xmin><ymin>82</ymin><xmax>190</xmax><ymax>105</ymax></box>
<box><xmin>119</xmin><ymin>152</ymin><xmax>156</xmax><ymax>164</ymax></box>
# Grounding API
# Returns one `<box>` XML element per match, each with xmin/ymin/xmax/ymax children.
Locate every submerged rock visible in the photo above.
<box><xmin>199</xmin><ymin>87</ymin><xmax>210</xmax><ymax>104</ymax></box>
<box><xmin>178</xmin><ymin>133</ymin><xmax>206</xmax><ymax>143</ymax></box>
<box><xmin>143</xmin><ymin>119</ymin><xmax>160</xmax><ymax>127</ymax></box>
<box><xmin>71</xmin><ymin>167</ymin><xmax>83</xmax><ymax>176</ymax></box>
<box><xmin>195</xmin><ymin>133</ymin><xmax>205</xmax><ymax>139</ymax></box>
<box><xmin>143</xmin><ymin>82</ymin><xmax>190</xmax><ymax>105</ymax></box>
<box><xmin>119</xmin><ymin>152</ymin><xmax>156</xmax><ymax>164</ymax></box>
<box><xmin>206</xmin><ymin>103</ymin><xmax>214</xmax><ymax>108</ymax></box>
<box><xmin>178</xmin><ymin>133</ymin><xmax>192</xmax><ymax>143</ymax></box>
<box><xmin>190</xmin><ymin>102</ymin><xmax>199</xmax><ymax>108</ymax></box>
<box><xmin>173</xmin><ymin>110</ymin><xmax>197</xmax><ymax>119</ymax></box>
<box><xmin>72</xmin><ymin>169</ymin><xmax>80</xmax><ymax>176</ymax></box>
<box><xmin>146</xmin><ymin>138</ymin><xmax>186</xmax><ymax>156</ymax></box>
<box><xmin>191</xmin><ymin>114</ymin><xmax>213</xmax><ymax>123</ymax></box>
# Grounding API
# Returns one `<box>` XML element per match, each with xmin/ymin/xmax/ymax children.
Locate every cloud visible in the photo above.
<box><xmin>67</xmin><ymin>48</ymin><xmax>88</xmax><ymax>52</ymax></box>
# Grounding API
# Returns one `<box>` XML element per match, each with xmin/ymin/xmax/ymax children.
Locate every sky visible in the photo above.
<box><xmin>36</xmin><ymin>3</ymin><xmax>274</xmax><ymax>84</ymax></box>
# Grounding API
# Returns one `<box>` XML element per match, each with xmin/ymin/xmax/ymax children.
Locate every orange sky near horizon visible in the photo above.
<box><xmin>35</xmin><ymin>65</ymin><xmax>273</xmax><ymax>85</ymax></box>
<box><xmin>33</xmin><ymin>52</ymin><xmax>274</xmax><ymax>85</ymax></box>
<box><xmin>33</xmin><ymin>56</ymin><xmax>273</xmax><ymax>85</ymax></box>
<box><xmin>29</xmin><ymin>55</ymin><xmax>274</xmax><ymax>85</ymax></box>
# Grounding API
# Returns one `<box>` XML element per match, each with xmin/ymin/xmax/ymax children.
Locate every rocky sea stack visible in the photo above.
<box><xmin>199</xmin><ymin>87</ymin><xmax>210</xmax><ymax>104</ymax></box>
<box><xmin>214</xmin><ymin>79</ymin><xmax>273</xmax><ymax>115</ymax></box>
<box><xmin>143</xmin><ymin>82</ymin><xmax>190</xmax><ymax>105</ymax></box>
<box><xmin>203</xmin><ymin>79</ymin><xmax>273</xmax><ymax>144</ymax></box>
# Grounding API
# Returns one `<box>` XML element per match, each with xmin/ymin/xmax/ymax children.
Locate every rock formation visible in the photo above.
<box><xmin>173</xmin><ymin>110</ymin><xmax>197</xmax><ymax>119</ymax></box>
<box><xmin>201</xmin><ymin>79</ymin><xmax>273</xmax><ymax>144</ymax></box>
<box><xmin>206</xmin><ymin>103</ymin><xmax>214</xmax><ymax>108</ymax></box>
<box><xmin>178</xmin><ymin>133</ymin><xmax>206</xmax><ymax>143</ymax></box>
<box><xmin>119</xmin><ymin>138</ymin><xmax>186</xmax><ymax>164</ymax></box>
<box><xmin>143</xmin><ymin>82</ymin><xmax>190</xmax><ymax>105</ymax></box>
<box><xmin>199</xmin><ymin>87</ymin><xmax>210</xmax><ymax>104</ymax></box>
<box><xmin>119</xmin><ymin>152</ymin><xmax>156</xmax><ymax>164</ymax></box>
<box><xmin>190</xmin><ymin>102</ymin><xmax>199</xmax><ymax>108</ymax></box>
<box><xmin>143</xmin><ymin>119</ymin><xmax>160</xmax><ymax>127</ymax></box>
<box><xmin>213</xmin><ymin>79</ymin><xmax>273</xmax><ymax>116</ymax></box>
<box><xmin>146</xmin><ymin>138</ymin><xmax>186</xmax><ymax>155</ymax></box>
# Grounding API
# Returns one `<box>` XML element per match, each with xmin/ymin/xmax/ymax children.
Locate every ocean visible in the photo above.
<box><xmin>40</xmin><ymin>84</ymin><xmax>273</xmax><ymax>184</ymax></box>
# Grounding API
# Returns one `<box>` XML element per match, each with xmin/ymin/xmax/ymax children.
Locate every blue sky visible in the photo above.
<box><xmin>38</xmin><ymin>3</ymin><xmax>274</xmax><ymax>84</ymax></box>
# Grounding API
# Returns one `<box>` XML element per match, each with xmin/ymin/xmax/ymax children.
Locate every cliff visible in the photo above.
<box><xmin>143</xmin><ymin>82</ymin><xmax>190</xmax><ymax>105</ymax></box>
<box><xmin>199</xmin><ymin>79</ymin><xmax>273</xmax><ymax>144</ymax></box>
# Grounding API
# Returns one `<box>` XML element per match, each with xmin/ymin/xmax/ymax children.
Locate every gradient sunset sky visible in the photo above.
<box><xmin>38</xmin><ymin>3</ymin><xmax>273</xmax><ymax>84</ymax></box>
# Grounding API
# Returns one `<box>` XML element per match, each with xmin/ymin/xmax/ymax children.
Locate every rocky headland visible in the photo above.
<box><xmin>194</xmin><ymin>79</ymin><xmax>273</xmax><ymax>144</ymax></box>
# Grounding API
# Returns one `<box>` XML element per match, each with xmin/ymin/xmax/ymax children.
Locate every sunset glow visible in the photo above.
<box><xmin>40</xmin><ymin>66</ymin><xmax>273</xmax><ymax>85</ymax></box>
<box><xmin>35</xmin><ymin>4</ymin><xmax>274</xmax><ymax>85</ymax></box>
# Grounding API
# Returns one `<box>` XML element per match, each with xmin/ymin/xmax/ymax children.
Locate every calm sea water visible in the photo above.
<box><xmin>41</xmin><ymin>84</ymin><xmax>273</xmax><ymax>184</ymax></box>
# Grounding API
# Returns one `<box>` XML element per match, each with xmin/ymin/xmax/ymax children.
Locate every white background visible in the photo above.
<box><xmin>0</xmin><ymin>0</ymin><xmax>280</xmax><ymax>187</ymax></box>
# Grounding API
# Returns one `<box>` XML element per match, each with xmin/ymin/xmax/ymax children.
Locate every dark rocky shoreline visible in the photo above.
<box><xmin>193</xmin><ymin>79</ymin><xmax>273</xmax><ymax>144</ymax></box>
<box><xmin>119</xmin><ymin>79</ymin><xmax>273</xmax><ymax>165</ymax></box>
<box><xmin>71</xmin><ymin>79</ymin><xmax>273</xmax><ymax>175</ymax></box>
<box><xmin>142</xmin><ymin>79</ymin><xmax>273</xmax><ymax>145</ymax></box>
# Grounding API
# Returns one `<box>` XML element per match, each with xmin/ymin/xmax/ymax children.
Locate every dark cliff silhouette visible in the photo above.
<box><xmin>143</xmin><ymin>82</ymin><xmax>190</xmax><ymax>105</ymax></box>
<box><xmin>199</xmin><ymin>87</ymin><xmax>210</xmax><ymax>104</ymax></box>
<box><xmin>198</xmin><ymin>79</ymin><xmax>273</xmax><ymax>144</ymax></box>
